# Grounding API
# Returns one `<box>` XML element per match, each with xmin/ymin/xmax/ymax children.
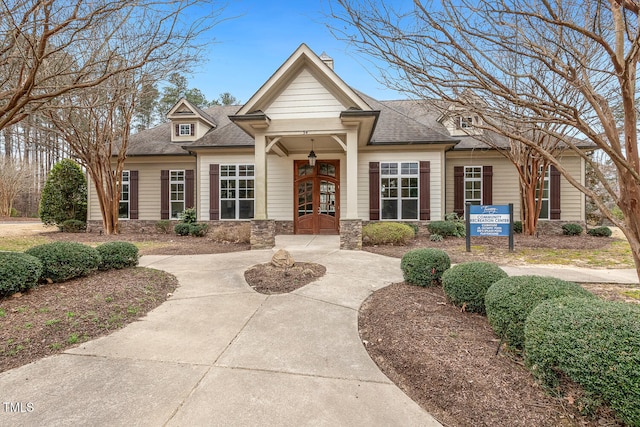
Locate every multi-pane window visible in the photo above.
<box><xmin>464</xmin><ymin>166</ymin><xmax>482</xmax><ymax>206</ymax></box>
<box><xmin>170</xmin><ymin>170</ymin><xmax>185</xmax><ymax>219</ymax></box>
<box><xmin>119</xmin><ymin>171</ymin><xmax>130</xmax><ymax>219</ymax></box>
<box><xmin>459</xmin><ymin>116</ymin><xmax>474</xmax><ymax>129</ymax></box>
<box><xmin>220</xmin><ymin>164</ymin><xmax>255</xmax><ymax>220</ymax></box>
<box><xmin>179</xmin><ymin>123</ymin><xmax>192</xmax><ymax>136</ymax></box>
<box><xmin>381</xmin><ymin>162</ymin><xmax>419</xmax><ymax>220</ymax></box>
<box><xmin>537</xmin><ymin>167</ymin><xmax>550</xmax><ymax>219</ymax></box>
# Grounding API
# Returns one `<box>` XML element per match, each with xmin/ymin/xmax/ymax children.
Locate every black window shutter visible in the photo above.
<box><xmin>185</xmin><ymin>169</ymin><xmax>194</xmax><ymax>209</ymax></box>
<box><xmin>550</xmin><ymin>165</ymin><xmax>561</xmax><ymax>220</ymax></box>
<box><xmin>160</xmin><ymin>170</ymin><xmax>169</xmax><ymax>219</ymax></box>
<box><xmin>453</xmin><ymin>166</ymin><xmax>464</xmax><ymax>216</ymax></box>
<box><xmin>482</xmin><ymin>165</ymin><xmax>493</xmax><ymax>205</ymax></box>
<box><xmin>130</xmin><ymin>170</ymin><xmax>139</xmax><ymax>220</ymax></box>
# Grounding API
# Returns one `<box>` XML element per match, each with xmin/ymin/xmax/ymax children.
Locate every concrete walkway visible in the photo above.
<box><xmin>0</xmin><ymin>236</ymin><xmax>637</xmax><ymax>426</ymax></box>
<box><xmin>0</xmin><ymin>236</ymin><xmax>442</xmax><ymax>427</ymax></box>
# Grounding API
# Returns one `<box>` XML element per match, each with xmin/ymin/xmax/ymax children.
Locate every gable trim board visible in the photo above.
<box><xmin>86</xmin><ymin>44</ymin><xmax>591</xmax><ymax>244</ymax></box>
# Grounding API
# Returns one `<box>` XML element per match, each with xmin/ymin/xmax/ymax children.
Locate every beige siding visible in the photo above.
<box><xmin>445</xmin><ymin>151</ymin><xmax>585</xmax><ymax>221</ymax></box>
<box><xmin>265</xmin><ymin>69</ymin><xmax>345</xmax><ymax>120</ymax></box>
<box><xmin>87</xmin><ymin>157</ymin><xmax>196</xmax><ymax>221</ymax></box>
<box><xmin>197</xmin><ymin>152</ymin><xmax>255</xmax><ymax>220</ymax></box>
<box><xmin>358</xmin><ymin>150</ymin><xmax>444</xmax><ymax>221</ymax></box>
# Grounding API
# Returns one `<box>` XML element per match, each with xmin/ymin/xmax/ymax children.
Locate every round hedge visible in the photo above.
<box><xmin>96</xmin><ymin>241</ymin><xmax>139</xmax><ymax>270</ymax></box>
<box><xmin>401</xmin><ymin>248</ymin><xmax>451</xmax><ymax>286</ymax></box>
<box><xmin>25</xmin><ymin>241</ymin><xmax>101</xmax><ymax>283</ymax></box>
<box><xmin>525</xmin><ymin>297</ymin><xmax>640</xmax><ymax>425</ymax></box>
<box><xmin>362</xmin><ymin>222</ymin><xmax>415</xmax><ymax>245</ymax></box>
<box><xmin>484</xmin><ymin>275</ymin><xmax>594</xmax><ymax>350</ymax></box>
<box><xmin>442</xmin><ymin>262</ymin><xmax>508</xmax><ymax>314</ymax></box>
<box><xmin>0</xmin><ymin>252</ymin><xmax>43</xmax><ymax>296</ymax></box>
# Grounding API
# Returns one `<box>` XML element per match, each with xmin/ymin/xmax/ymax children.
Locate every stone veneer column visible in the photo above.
<box><xmin>250</xmin><ymin>219</ymin><xmax>275</xmax><ymax>249</ymax></box>
<box><xmin>340</xmin><ymin>219</ymin><xmax>362</xmax><ymax>250</ymax></box>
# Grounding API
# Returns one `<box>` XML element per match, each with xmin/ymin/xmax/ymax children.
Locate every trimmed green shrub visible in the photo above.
<box><xmin>484</xmin><ymin>275</ymin><xmax>594</xmax><ymax>350</ymax></box>
<box><xmin>403</xmin><ymin>222</ymin><xmax>420</xmax><ymax>235</ymax></box>
<box><xmin>525</xmin><ymin>297</ymin><xmax>640</xmax><ymax>425</ymax></box>
<box><xmin>587</xmin><ymin>226</ymin><xmax>612</xmax><ymax>237</ymax></box>
<box><xmin>427</xmin><ymin>219</ymin><xmax>465</xmax><ymax>237</ymax></box>
<box><xmin>179</xmin><ymin>207</ymin><xmax>197</xmax><ymax>224</ymax></box>
<box><xmin>174</xmin><ymin>223</ymin><xmax>191</xmax><ymax>236</ymax></box>
<box><xmin>442</xmin><ymin>262</ymin><xmax>508</xmax><ymax>314</ymax></box>
<box><xmin>513</xmin><ymin>221</ymin><xmax>523</xmax><ymax>234</ymax></box>
<box><xmin>155</xmin><ymin>220</ymin><xmax>171</xmax><ymax>234</ymax></box>
<box><xmin>25</xmin><ymin>242</ymin><xmax>101</xmax><ymax>283</ymax></box>
<box><xmin>401</xmin><ymin>248</ymin><xmax>451</xmax><ymax>286</ymax></box>
<box><xmin>96</xmin><ymin>242</ymin><xmax>139</xmax><ymax>270</ymax></box>
<box><xmin>60</xmin><ymin>219</ymin><xmax>86</xmax><ymax>233</ymax></box>
<box><xmin>188</xmin><ymin>223</ymin><xmax>209</xmax><ymax>237</ymax></box>
<box><xmin>429</xmin><ymin>233</ymin><xmax>443</xmax><ymax>242</ymax></box>
<box><xmin>0</xmin><ymin>252</ymin><xmax>43</xmax><ymax>296</ymax></box>
<box><xmin>39</xmin><ymin>159</ymin><xmax>87</xmax><ymax>227</ymax></box>
<box><xmin>562</xmin><ymin>223</ymin><xmax>583</xmax><ymax>236</ymax></box>
<box><xmin>362</xmin><ymin>222</ymin><xmax>415</xmax><ymax>245</ymax></box>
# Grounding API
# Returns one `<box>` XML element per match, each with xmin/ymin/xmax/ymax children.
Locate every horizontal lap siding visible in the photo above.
<box><xmin>445</xmin><ymin>152</ymin><xmax>585</xmax><ymax>221</ymax></box>
<box><xmin>358</xmin><ymin>151</ymin><xmax>443</xmax><ymax>221</ymax></box>
<box><xmin>265</xmin><ymin>69</ymin><xmax>345</xmax><ymax>120</ymax></box>
<box><xmin>198</xmin><ymin>153</ymin><xmax>255</xmax><ymax>220</ymax></box>
<box><xmin>266</xmin><ymin>154</ymin><xmax>347</xmax><ymax>221</ymax></box>
<box><xmin>88</xmin><ymin>158</ymin><xmax>197</xmax><ymax>221</ymax></box>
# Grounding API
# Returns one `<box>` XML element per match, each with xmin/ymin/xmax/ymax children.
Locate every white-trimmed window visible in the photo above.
<box><xmin>179</xmin><ymin>123</ymin><xmax>192</xmax><ymax>136</ymax></box>
<box><xmin>220</xmin><ymin>164</ymin><xmax>255</xmax><ymax>220</ymax></box>
<box><xmin>459</xmin><ymin>116</ymin><xmax>473</xmax><ymax>129</ymax></box>
<box><xmin>464</xmin><ymin>166</ymin><xmax>482</xmax><ymax>206</ymax></box>
<box><xmin>170</xmin><ymin>170</ymin><xmax>185</xmax><ymax>219</ymax></box>
<box><xmin>119</xmin><ymin>170</ymin><xmax>130</xmax><ymax>219</ymax></box>
<box><xmin>381</xmin><ymin>162</ymin><xmax>419</xmax><ymax>220</ymax></box>
<box><xmin>537</xmin><ymin>166</ymin><xmax>550</xmax><ymax>219</ymax></box>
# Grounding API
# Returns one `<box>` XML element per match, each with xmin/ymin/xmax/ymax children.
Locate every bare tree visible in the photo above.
<box><xmin>0</xmin><ymin>157</ymin><xmax>33</xmax><ymax>216</ymax></box>
<box><xmin>331</xmin><ymin>0</ymin><xmax>640</xmax><ymax>278</ymax></box>
<box><xmin>40</xmin><ymin>0</ymin><xmax>224</xmax><ymax>234</ymax></box>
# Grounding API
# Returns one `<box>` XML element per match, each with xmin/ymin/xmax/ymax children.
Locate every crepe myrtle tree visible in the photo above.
<box><xmin>330</xmin><ymin>0</ymin><xmax>640</xmax><ymax>279</ymax></box>
<box><xmin>39</xmin><ymin>0</ymin><xmax>226</xmax><ymax>234</ymax></box>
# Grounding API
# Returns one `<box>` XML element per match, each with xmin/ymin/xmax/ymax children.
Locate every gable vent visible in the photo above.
<box><xmin>320</xmin><ymin>52</ymin><xmax>334</xmax><ymax>70</ymax></box>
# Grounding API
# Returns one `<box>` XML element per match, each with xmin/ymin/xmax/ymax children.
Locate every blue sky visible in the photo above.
<box><xmin>188</xmin><ymin>0</ymin><xmax>406</xmax><ymax>104</ymax></box>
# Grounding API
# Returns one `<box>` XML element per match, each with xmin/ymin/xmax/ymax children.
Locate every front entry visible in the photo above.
<box><xmin>294</xmin><ymin>160</ymin><xmax>340</xmax><ymax>234</ymax></box>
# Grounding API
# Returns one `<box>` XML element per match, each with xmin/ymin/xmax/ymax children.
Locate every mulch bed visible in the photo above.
<box><xmin>244</xmin><ymin>262</ymin><xmax>326</xmax><ymax>294</ymax></box>
<box><xmin>0</xmin><ymin>268</ymin><xmax>178</xmax><ymax>373</ymax></box>
<box><xmin>359</xmin><ymin>283</ymin><xmax>623</xmax><ymax>427</ymax></box>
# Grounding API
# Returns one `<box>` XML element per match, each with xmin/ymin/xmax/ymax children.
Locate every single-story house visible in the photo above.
<box><xmin>87</xmin><ymin>43</ymin><xmax>592</xmax><ymax>249</ymax></box>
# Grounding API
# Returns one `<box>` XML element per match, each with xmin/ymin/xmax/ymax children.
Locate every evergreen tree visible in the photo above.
<box><xmin>39</xmin><ymin>159</ymin><xmax>87</xmax><ymax>227</ymax></box>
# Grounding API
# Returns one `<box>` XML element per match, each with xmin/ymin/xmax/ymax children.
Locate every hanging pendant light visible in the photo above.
<box><xmin>308</xmin><ymin>138</ymin><xmax>317</xmax><ymax>166</ymax></box>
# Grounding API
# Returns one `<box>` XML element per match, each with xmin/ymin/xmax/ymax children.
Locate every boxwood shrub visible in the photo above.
<box><xmin>427</xmin><ymin>220</ymin><xmax>464</xmax><ymax>238</ymax></box>
<box><xmin>400</xmin><ymin>248</ymin><xmax>451</xmax><ymax>286</ymax></box>
<box><xmin>0</xmin><ymin>252</ymin><xmax>43</xmax><ymax>296</ymax></box>
<box><xmin>174</xmin><ymin>223</ymin><xmax>191</xmax><ymax>236</ymax></box>
<box><xmin>484</xmin><ymin>275</ymin><xmax>595</xmax><ymax>350</ymax></box>
<box><xmin>525</xmin><ymin>297</ymin><xmax>640</xmax><ymax>425</ymax></box>
<box><xmin>362</xmin><ymin>222</ymin><xmax>415</xmax><ymax>245</ymax></box>
<box><xmin>96</xmin><ymin>241</ymin><xmax>139</xmax><ymax>270</ymax></box>
<box><xmin>562</xmin><ymin>223</ymin><xmax>583</xmax><ymax>236</ymax></box>
<box><xmin>25</xmin><ymin>241</ymin><xmax>101</xmax><ymax>283</ymax></box>
<box><xmin>513</xmin><ymin>220</ymin><xmax>523</xmax><ymax>234</ymax></box>
<box><xmin>587</xmin><ymin>226</ymin><xmax>612</xmax><ymax>237</ymax></box>
<box><xmin>442</xmin><ymin>262</ymin><xmax>508</xmax><ymax>314</ymax></box>
<box><xmin>188</xmin><ymin>223</ymin><xmax>209</xmax><ymax>237</ymax></box>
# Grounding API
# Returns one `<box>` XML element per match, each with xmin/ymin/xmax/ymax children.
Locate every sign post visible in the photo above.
<box><xmin>465</xmin><ymin>203</ymin><xmax>514</xmax><ymax>252</ymax></box>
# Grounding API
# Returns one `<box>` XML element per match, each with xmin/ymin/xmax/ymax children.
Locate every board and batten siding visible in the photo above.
<box><xmin>357</xmin><ymin>151</ymin><xmax>444</xmax><ymax>221</ymax></box>
<box><xmin>264</xmin><ymin>68</ymin><xmax>346</xmax><ymax>120</ymax></box>
<box><xmin>87</xmin><ymin>157</ymin><xmax>196</xmax><ymax>221</ymax></box>
<box><xmin>445</xmin><ymin>152</ymin><xmax>585</xmax><ymax>221</ymax></box>
<box><xmin>197</xmin><ymin>153</ymin><xmax>255</xmax><ymax>220</ymax></box>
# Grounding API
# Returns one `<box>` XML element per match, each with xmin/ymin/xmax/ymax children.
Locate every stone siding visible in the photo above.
<box><xmin>340</xmin><ymin>219</ymin><xmax>362</xmax><ymax>250</ymax></box>
<box><xmin>250</xmin><ymin>219</ymin><xmax>276</xmax><ymax>249</ymax></box>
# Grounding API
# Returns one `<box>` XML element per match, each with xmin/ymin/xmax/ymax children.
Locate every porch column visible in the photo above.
<box><xmin>346</xmin><ymin>129</ymin><xmax>359</xmax><ymax>218</ymax></box>
<box><xmin>254</xmin><ymin>133</ymin><xmax>267</xmax><ymax>219</ymax></box>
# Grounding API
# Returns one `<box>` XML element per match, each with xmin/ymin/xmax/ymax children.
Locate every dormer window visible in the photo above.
<box><xmin>174</xmin><ymin>123</ymin><xmax>195</xmax><ymax>137</ymax></box>
<box><xmin>459</xmin><ymin>116</ymin><xmax>474</xmax><ymax>129</ymax></box>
